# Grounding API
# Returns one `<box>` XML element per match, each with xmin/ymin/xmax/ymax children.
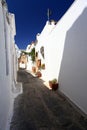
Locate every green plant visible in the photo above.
<box><xmin>41</xmin><ymin>64</ymin><xmax>45</xmax><ymax>69</ymax></box>
<box><xmin>35</xmin><ymin>71</ymin><xmax>42</xmax><ymax>77</ymax></box>
<box><xmin>51</xmin><ymin>78</ymin><xmax>57</xmax><ymax>84</ymax></box>
<box><xmin>29</xmin><ymin>48</ymin><xmax>35</xmax><ymax>63</ymax></box>
<box><xmin>49</xmin><ymin>78</ymin><xmax>58</xmax><ymax>90</ymax></box>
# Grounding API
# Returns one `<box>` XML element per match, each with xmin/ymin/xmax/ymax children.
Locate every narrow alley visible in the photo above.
<box><xmin>10</xmin><ymin>70</ymin><xmax>87</xmax><ymax>130</ymax></box>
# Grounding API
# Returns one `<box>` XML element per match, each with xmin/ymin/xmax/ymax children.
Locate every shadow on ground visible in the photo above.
<box><xmin>10</xmin><ymin>70</ymin><xmax>87</xmax><ymax>130</ymax></box>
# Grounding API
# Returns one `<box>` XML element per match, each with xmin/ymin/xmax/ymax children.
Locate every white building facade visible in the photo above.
<box><xmin>58</xmin><ymin>0</ymin><xmax>87</xmax><ymax>116</ymax></box>
<box><xmin>26</xmin><ymin>42</ymin><xmax>35</xmax><ymax>71</ymax></box>
<box><xmin>0</xmin><ymin>0</ymin><xmax>19</xmax><ymax>129</ymax></box>
<box><xmin>36</xmin><ymin>0</ymin><xmax>87</xmax><ymax>115</ymax></box>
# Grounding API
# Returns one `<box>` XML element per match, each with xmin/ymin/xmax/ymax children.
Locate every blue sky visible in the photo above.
<box><xmin>6</xmin><ymin>0</ymin><xmax>74</xmax><ymax>49</ymax></box>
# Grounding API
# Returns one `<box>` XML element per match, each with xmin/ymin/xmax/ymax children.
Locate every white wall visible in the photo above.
<box><xmin>42</xmin><ymin>0</ymin><xmax>87</xmax><ymax>81</ymax></box>
<box><xmin>0</xmin><ymin>0</ymin><xmax>17</xmax><ymax>129</ymax></box>
<box><xmin>45</xmin><ymin>0</ymin><xmax>87</xmax><ymax>114</ymax></box>
<box><xmin>9</xmin><ymin>13</ymin><xmax>17</xmax><ymax>85</ymax></box>
<box><xmin>35</xmin><ymin>0</ymin><xmax>87</xmax><ymax>115</ymax></box>
<box><xmin>35</xmin><ymin>21</ymin><xmax>57</xmax><ymax>80</ymax></box>
<box><xmin>0</xmin><ymin>1</ymin><xmax>10</xmax><ymax>130</ymax></box>
<box><xmin>59</xmin><ymin>7</ymin><xmax>87</xmax><ymax>115</ymax></box>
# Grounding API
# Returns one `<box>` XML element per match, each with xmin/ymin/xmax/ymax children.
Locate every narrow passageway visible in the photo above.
<box><xmin>10</xmin><ymin>70</ymin><xmax>87</xmax><ymax>130</ymax></box>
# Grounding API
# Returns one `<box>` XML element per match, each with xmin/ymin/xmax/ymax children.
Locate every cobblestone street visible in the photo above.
<box><xmin>10</xmin><ymin>70</ymin><xmax>87</xmax><ymax>130</ymax></box>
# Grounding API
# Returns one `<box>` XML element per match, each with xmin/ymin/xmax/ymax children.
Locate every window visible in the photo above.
<box><xmin>40</xmin><ymin>46</ymin><xmax>44</xmax><ymax>58</ymax></box>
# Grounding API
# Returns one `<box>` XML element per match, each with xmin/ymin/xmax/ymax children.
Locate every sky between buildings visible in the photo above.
<box><xmin>6</xmin><ymin>0</ymin><xmax>74</xmax><ymax>49</ymax></box>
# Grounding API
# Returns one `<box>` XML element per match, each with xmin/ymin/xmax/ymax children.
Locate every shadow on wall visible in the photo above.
<box><xmin>58</xmin><ymin>8</ymin><xmax>87</xmax><ymax>115</ymax></box>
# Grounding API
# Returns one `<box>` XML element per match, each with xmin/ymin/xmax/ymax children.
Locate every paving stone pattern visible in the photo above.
<box><xmin>10</xmin><ymin>70</ymin><xmax>87</xmax><ymax>130</ymax></box>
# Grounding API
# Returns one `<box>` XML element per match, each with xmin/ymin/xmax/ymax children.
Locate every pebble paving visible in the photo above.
<box><xmin>10</xmin><ymin>70</ymin><xmax>87</xmax><ymax>130</ymax></box>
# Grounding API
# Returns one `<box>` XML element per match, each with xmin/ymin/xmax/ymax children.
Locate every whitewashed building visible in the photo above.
<box><xmin>15</xmin><ymin>44</ymin><xmax>21</xmax><ymax>70</ymax></box>
<box><xmin>35</xmin><ymin>0</ymin><xmax>87</xmax><ymax>115</ymax></box>
<box><xmin>0</xmin><ymin>0</ymin><xmax>21</xmax><ymax>130</ymax></box>
<box><xmin>35</xmin><ymin>20</ymin><xmax>57</xmax><ymax>80</ymax></box>
<box><xmin>26</xmin><ymin>42</ymin><xmax>35</xmax><ymax>71</ymax></box>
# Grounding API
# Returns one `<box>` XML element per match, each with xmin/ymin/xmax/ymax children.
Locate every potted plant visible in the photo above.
<box><xmin>41</xmin><ymin>63</ymin><xmax>45</xmax><ymax>70</ymax></box>
<box><xmin>29</xmin><ymin>47</ymin><xmax>35</xmax><ymax>63</ymax></box>
<box><xmin>32</xmin><ymin>66</ymin><xmax>36</xmax><ymax>73</ymax></box>
<box><xmin>29</xmin><ymin>47</ymin><xmax>36</xmax><ymax>73</ymax></box>
<box><xmin>35</xmin><ymin>71</ymin><xmax>42</xmax><ymax>78</ymax></box>
<box><xmin>49</xmin><ymin>78</ymin><xmax>59</xmax><ymax>90</ymax></box>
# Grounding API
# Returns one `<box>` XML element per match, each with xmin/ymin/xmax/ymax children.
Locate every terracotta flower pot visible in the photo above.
<box><xmin>52</xmin><ymin>83</ymin><xmax>58</xmax><ymax>90</ymax></box>
<box><xmin>35</xmin><ymin>71</ymin><xmax>42</xmax><ymax>77</ymax></box>
<box><xmin>32</xmin><ymin>66</ymin><xmax>36</xmax><ymax>73</ymax></box>
<box><xmin>49</xmin><ymin>81</ymin><xmax>59</xmax><ymax>90</ymax></box>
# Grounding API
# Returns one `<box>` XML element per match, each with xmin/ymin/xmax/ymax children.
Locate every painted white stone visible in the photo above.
<box><xmin>0</xmin><ymin>1</ymin><xmax>21</xmax><ymax>129</ymax></box>
<box><xmin>35</xmin><ymin>0</ymin><xmax>87</xmax><ymax>115</ymax></box>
